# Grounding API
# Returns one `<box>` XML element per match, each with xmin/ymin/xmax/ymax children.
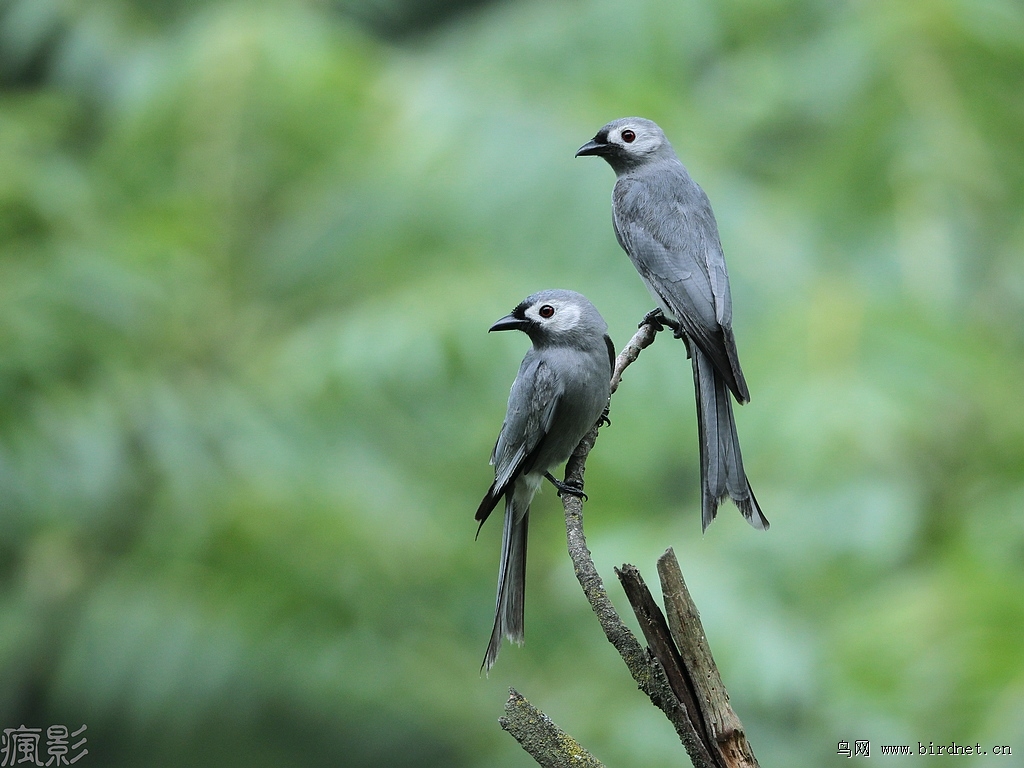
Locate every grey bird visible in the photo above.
<box><xmin>576</xmin><ymin>117</ymin><xmax>768</xmax><ymax>532</ymax></box>
<box><xmin>477</xmin><ymin>289</ymin><xmax>614</xmax><ymax>671</ymax></box>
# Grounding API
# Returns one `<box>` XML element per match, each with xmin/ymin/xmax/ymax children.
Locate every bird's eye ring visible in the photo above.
<box><xmin>621</xmin><ymin>129</ymin><xmax>636</xmax><ymax>143</ymax></box>
<box><xmin>539</xmin><ymin>305</ymin><xmax>555</xmax><ymax>318</ymax></box>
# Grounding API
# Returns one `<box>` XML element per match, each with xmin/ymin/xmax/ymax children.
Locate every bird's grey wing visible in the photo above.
<box><xmin>614</xmin><ymin>174</ymin><xmax>733</xmax><ymax>321</ymax></box>
<box><xmin>614</xmin><ymin>181</ymin><xmax>748</xmax><ymax>402</ymax></box>
<box><xmin>615</xmin><ymin>215</ymin><xmax>735</xmax><ymax>369</ymax></box>
<box><xmin>672</xmin><ymin>184</ymin><xmax>734</xmax><ymax>329</ymax></box>
<box><xmin>476</xmin><ymin>357</ymin><xmax>564</xmax><ymax>526</ymax></box>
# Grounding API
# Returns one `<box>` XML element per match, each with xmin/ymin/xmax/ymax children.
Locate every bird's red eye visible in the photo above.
<box><xmin>539</xmin><ymin>305</ymin><xmax>555</xmax><ymax>318</ymax></box>
<box><xmin>621</xmin><ymin>129</ymin><xmax>636</xmax><ymax>143</ymax></box>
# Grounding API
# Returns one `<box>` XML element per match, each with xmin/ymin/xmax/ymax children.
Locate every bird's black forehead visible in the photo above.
<box><xmin>594</xmin><ymin>127</ymin><xmax>609</xmax><ymax>143</ymax></box>
<box><xmin>511</xmin><ymin>300</ymin><xmax>530</xmax><ymax>320</ymax></box>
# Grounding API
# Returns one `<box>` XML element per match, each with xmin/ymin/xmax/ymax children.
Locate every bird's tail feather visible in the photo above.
<box><xmin>482</xmin><ymin>494</ymin><xmax>529</xmax><ymax>672</ymax></box>
<box><xmin>692</xmin><ymin>346</ymin><xmax>769</xmax><ymax>532</ymax></box>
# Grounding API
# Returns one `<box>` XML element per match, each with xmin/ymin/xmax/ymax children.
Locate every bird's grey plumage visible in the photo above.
<box><xmin>477</xmin><ymin>289</ymin><xmax>613</xmax><ymax>671</ymax></box>
<box><xmin>577</xmin><ymin>117</ymin><xmax>768</xmax><ymax>532</ymax></box>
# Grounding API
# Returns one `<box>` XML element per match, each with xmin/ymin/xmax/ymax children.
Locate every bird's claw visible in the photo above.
<box><xmin>640</xmin><ymin>308</ymin><xmax>684</xmax><ymax>337</ymax></box>
<box><xmin>598</xmin><ymin>405</ymin><xmax>611</xmax><ymax>428</ymax></box>
<box><xmin>639</xmin><ymin>308</ymin><xmax>667</xmax><ymax>331</ymax></box>
<box><xmin>544</xmin><ymin>472</ymin><xmax>588</xmax><ymax>501</ymax></box>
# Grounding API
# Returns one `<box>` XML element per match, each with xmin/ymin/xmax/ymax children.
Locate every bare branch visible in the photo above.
<box><xmin>615</xmin><ymin>564</ymin><xmax>720</xmax><ymax>768</ymax></box>
<box><xmin>658</xmin><ymin>549</ymin><xmax>760</xmax><ymax>768</ymax></box>
<box><xmin>610</xmin><ymin>320</ymin><xmax>659</xmax><ymax>394</ymax></box>
<box><xmin>501</xmin><ymin>319</ymin><xmax>759</xmax><ymax>768</ymax></box>
<box><xmin>559</xmin><ymin>322</ymin><xmax>665</xmax><ymax>665</ymax></box>
<box><xmin>499</xmin><ymin>689</ymin><xmax>606</xmax><ymax>768</ymax></box>
<box><xmin>559</xmin><ymin>321</ymin><xmax>757</xmax><ymax>767</ymax></box>
<box><xmin>557</xmin><ymin>322</ymin><xmax>711</xmax><ymax>753</ymax></box>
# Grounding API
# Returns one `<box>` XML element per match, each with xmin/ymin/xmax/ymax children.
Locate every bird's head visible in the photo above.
<box><xmin>489</xmin><ymin>289</ymin><xmax>608</xmax><ymax>347</ymax></box>
<box><xmin>575</xmin><ymin>117</ymin><xmax>673</xmax><ymax>174</ymax></box>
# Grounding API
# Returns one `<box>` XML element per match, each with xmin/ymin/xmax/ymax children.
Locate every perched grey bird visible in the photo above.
<box><xmin>577</xmin><ymin>117</ymin><xmax>768</xmax><ymax>532</ymax></box>
<box><xmin>477</xmin><ymin>289</ymin><xmax>613</xmax><ymax>671</ymax></box>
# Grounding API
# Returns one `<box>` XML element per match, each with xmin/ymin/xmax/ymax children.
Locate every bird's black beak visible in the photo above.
<box><xmin>489</xmin><ymin>313</ymin><xmax>528</xmax><ymax>333</ymax></box>
<box><xmin>575</xmin><ymin>135</ymin><xmax>608</xmax><ymax>157</ymax></box>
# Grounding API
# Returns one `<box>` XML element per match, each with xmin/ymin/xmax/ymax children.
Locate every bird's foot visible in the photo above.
<box><xmin>544</xmin><ymin>472</ymin><xmax>588</xmax><ymax>501</ymax></box>
<box><xmin>639</xmin><ymin>308</ymin><xmax>683</xmax><ymax>336</ymax></box>
<box><xmin>598</xmin><ymin>405</ymin><xmax>611</xmax><ymax>428</ymax></box>
<box><xmin>639</xmin><ymin>308</ymin><xmax>668</xmax><ymax>331</ymax></box>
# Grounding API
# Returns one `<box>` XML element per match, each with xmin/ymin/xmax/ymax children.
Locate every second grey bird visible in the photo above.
<box><xmin>477</xmin><ymin>289</ymin><xmax>613</xmax><ymax>671</ymax></box>
<box><xmin>577</xmin><ymin>117</ymin><xmax>769</xmax><ymax>532</ymax></box>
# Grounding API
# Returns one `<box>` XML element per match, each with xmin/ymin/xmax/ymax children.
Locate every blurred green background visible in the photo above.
<box><xmin>1</xmin><ymin>0</ymin><xmax>1022</xmax><ymax>765</ymax></box>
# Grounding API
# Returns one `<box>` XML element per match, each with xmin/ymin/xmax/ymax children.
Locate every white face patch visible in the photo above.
<box><xmin>526</xmin><ymin>300</ymin><xmax>581</xmax><ymax>333</ymax></box>
<box><xmin>615</xmin><ymin>124</ymin><xmax>663</xmax><ymax>157</ymax></box>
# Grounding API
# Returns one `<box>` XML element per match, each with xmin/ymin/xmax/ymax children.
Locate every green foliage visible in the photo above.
<box><xmin>1</xmin><ymin>0</ymin><xmax>1022</xmax><ymax>765</ymax></box>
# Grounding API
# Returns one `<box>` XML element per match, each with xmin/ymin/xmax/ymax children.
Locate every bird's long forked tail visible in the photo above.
<box><xmin>482</xmin><ymin>496</ymin><xmax>529</xmax><ymax>673</ymax></box>
<box><xmin>692</xmin><ymin>346</ymin><xmax>769</xmax><ymax>532</ymax></box>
